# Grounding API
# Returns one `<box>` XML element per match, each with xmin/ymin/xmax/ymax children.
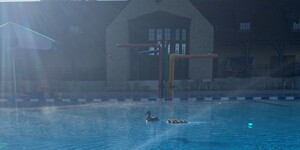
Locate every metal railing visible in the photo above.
<box><xmin>215</xmin><ymin>64</ymin><xmax>300</xmax><ymax>78</ymax></box>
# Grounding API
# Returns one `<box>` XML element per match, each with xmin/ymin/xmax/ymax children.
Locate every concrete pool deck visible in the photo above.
<box><xmin>0</xmin><ymin>90</ymin><xmax>298</xmax><ymax>108</ymax></box>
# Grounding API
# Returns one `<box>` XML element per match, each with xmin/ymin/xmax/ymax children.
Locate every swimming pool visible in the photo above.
<box><xmin>0</xmin><ymin>101</ymin><xmax>299</xmax><ymax>149</ymax></box>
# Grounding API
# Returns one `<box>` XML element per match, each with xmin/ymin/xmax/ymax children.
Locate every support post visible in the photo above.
<box><xmin>168</xmin><ymin>54</ymin><xmax>218</xmax><ymax>98</ymax></box>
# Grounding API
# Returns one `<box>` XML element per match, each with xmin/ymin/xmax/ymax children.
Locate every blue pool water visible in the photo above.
<box><xmin>0</xmin><ymin>101</ymin><xmax>299</xmax><ymax>149</ymax></box>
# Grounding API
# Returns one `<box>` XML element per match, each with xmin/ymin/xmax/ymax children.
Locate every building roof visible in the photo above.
<box><xmin>1</xmin><ymin>0</ymin><xmax>299</xmax><ymax>45</ymax></box>
<box><xmin>0</xmin><ymin>1</ymin><xmax>128</xmax><ymax>42</ymax></box>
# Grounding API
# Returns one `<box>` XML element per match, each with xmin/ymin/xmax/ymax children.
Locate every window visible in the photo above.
<box><xmin>147</xmin><ymin>28</ymin><xmax>188</xmax><ymax>55</ymax></box>
<box><xmin>164</xmin><ymin>41</ymin><xmax>171</xmax><ymax>54</ymax></box>
<box><xmin>240</xmin><ymin>22</ymin><xmax>251</xmax><ymax>31</ymax></box>
<box><xmin>156</xmin><ymin>29</ymin><xmax>162</xmax><ymax>41</ymax></box>
<box><xmin>149</xmin><ymin>29</ymin><xmax>155</xmax><ymax>41</ymax></box>
<box><xmin>293</xmin><ymin>20</ymin><xmax>300</xmax><ymax>31</ymax></box>
<box><xmin>182</xmin><ymin>29</ymin><xmax>187</xmax><ymax>41</ymax></box>
<box><xmin>175</xmin><ymin>43</ymin><xmax>180</xmax><ymax>54</ymax></box>
<box><xmin>149</xmin><ymin>47</ymin><xmax>155</xmax><ymax>56</ymax></box>
<box><xmin>182</xmin><ymin>44</ymin><xmax>186</xmax><ymax>55</ymax></box>
<box><xmin>175</xmin><ymin>29</ymin><xmax>180</xmax><ymax>41</ymax></box>
<box><xmin>164</xmin><ymin>28</ymin><xmax>170</xmax><ymax>41</ymax></box>
<box><xmin>167</xmin><ymin>43</ymin><xmax>171</xmax><ymax>54</ymax></box>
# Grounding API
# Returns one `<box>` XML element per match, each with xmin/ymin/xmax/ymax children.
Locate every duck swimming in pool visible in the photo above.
<box><xmin>145</xmin><ymin>111</ymin><xmax>159</xmax><ymax>122</ymax></box>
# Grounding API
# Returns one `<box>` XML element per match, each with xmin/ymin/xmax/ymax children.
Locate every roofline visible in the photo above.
<box><xmin>0</xmin><ymin>22</ymin><xmax>56</xmax><ymax>42</ymax></box>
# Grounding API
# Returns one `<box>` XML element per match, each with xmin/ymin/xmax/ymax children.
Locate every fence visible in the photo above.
<box><xmin>215</xmin><ymin>63</ymin><xmax>300</xmax><ymax>78</ymax></box>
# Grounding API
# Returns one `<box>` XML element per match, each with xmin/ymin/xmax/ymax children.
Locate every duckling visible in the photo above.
<box><xmin>145</xmin><ymin>111</ymin><xmax>159</xmax><ymax>122</ymax></box>
<box><xmin>167</xmin><ymin>119</ymin><xmax>188</xmax><ymax>124</ymax></box>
